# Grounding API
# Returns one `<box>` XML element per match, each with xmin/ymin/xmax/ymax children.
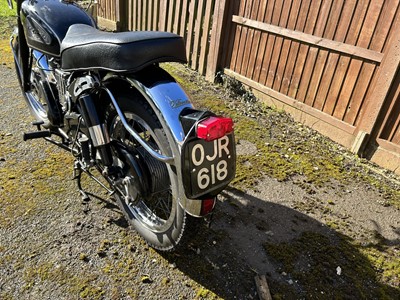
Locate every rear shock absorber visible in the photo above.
<box><xmin>78</xmin><ymin>134</ymin><xmax>91</xmax><ymax>165</ymax></box>
<box><xmin>78</xmin><ymin>93</ymin><xmax>113</xmax><ymax>168</ymax></box>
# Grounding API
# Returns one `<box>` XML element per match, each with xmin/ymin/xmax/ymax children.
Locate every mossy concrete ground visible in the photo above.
<box><xmin>163</xmin><ymin>63</ymin><xmax>400</xmax><ymax>299</ymax></box>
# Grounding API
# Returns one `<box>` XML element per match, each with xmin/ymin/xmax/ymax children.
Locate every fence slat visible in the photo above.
<box><xmin>333</xmin><ymin>0</ymin><xmax>384</xmax><ymax>120</ymax></box>
<box><xmin>221</xmin><ymin>0</ymin><xmax>239</xmax><ymax>72</ymax></box>
<box><xmin>192</xmin><ymin>0</ymin><xmax>206</xmax><ymax>68</ymax></box>
<box><xmin>240</xmin><ymin>0</ymin><xmax>260</xmax><ymax>76</ymax></box>
<box><xmin>159</xmin><ymin>0</ymin><xmax>167</xmax><ymax>31</ymax></box>
<box><xmin>296</xmin><ymin>1</ymin><xmax>333</xmax><ymax>106</ymax></box>
<box><xmin>259</xmin><ymin>0</ymin><xmax>284</xmax><ymax>85</ymax></box>
<box><xmin>279</xmin><ymin>0</ymin><xmax>311</xmax><ymax>95</ymax></box>
<box><xmin>245</xmin><ymin>0</ymin><xmax>268</xmax><ymax>80</ymax></box>
<box><xmin>179</xmin><ymin>0</ymin><xmax>189</xmax><ymax>39</ymax></box>
<box><xmin>253</xmin><ymin>0</ymin><xmax>275</xmax><ymax>82</ymax></box>
<box><xmin>151</xmin><ymin>0</ymin><xmax>157</xmax><ymax>30</ymax></box>
<box><xmin>315</xmin><ymin>0</ymin><xmax>357</xmax><ymax>111</ymax></box>
<box><xmin>127</xmin><ymin>0</ymin><xmax>132</xmax><ymax>30</ymax></box>
<box><xmin>186</xmin><ymin>0</ymin><xmax>197</xmax><ymax>66</ymax></box>
<box><xmin>265</xmin><ymin>0</ymin><xmax>293</xmax><ymax>89</ymax></box>
<box><xmin>132</xmin><ymin>0</ymin><xmax>137</xmax><ymax>30</ymax></box>
<box><xmin>198</xmin><ymin>0</ymin><xmax>213</xmax><ymax>75</ymax></box>
<box><xmin>272</xmin><ymin>0</ymin><xmax>301</xmax><ymax>92</ymax></box>
<box><xmin>295</xmin><ymin>0</ymin><xmax>331</xmax><ymax>103</ymax></box>
<box><xmin>230</xmin><ymin>0</ymin><xmax>248</xmax><ymax>71</ymax></box>
<box><xmin>173</xmin><ymin>0</ymin><xmax>182</xmax><ymax>34</ymax></box>
<box><xmin>305</xmin><ymin>0</ymin><xmax>344</xmax><ymax>107</ymax></box>
<box><xmin>347</xmin><ymin>0</ymin><xmax>399</xmax><ymax>126</ymax></box>
<box><xmin>207</xmin><ymin>0</ymin><xmax>231</xmax><ymax>80</ymax></box>
<box><xmin>287</xmin><ymin>0</ymin><xmax>322</xmax><ymax>99</ymax></box>
<box><xmin>322</xmin><ymin>0</ymin><xmax>370</xmax><ymax>116</ymax></box>
<box><xmin>234</xmin><ymin>0</ymin><xmax>255</xmax><ymax>75</ymax></box>
<box><xmin>106</xmin><ymin>0</ymin><xmax>110</xmax><ymax>19</ymax></box>
<box><xmin>167</xmin><ymin>0</ymin><xmax>175</xmax><ymax>32</ymax></box>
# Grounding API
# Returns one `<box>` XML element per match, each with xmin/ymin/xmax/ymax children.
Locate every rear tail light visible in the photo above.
<box><xmin>201</xmin><ymin>198</ymin><xmax>216</xmax><ymax>216</ymax></box>
<box><xmin>196</xmin><ymin>116</ymin><xmax>234</xmax><ymax>141</ymax></box>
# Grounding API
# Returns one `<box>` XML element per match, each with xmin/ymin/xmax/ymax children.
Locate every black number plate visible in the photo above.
<box><xmin>183</xmin><ymin>133</ymin><xmax>236</xmax><ymax>198</ymax></box>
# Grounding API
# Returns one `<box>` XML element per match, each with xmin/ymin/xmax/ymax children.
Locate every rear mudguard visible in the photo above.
<box><xmin>104</xmin><ymin>67</ymin><xmax>203</xmax><ymax>216</ymax></box>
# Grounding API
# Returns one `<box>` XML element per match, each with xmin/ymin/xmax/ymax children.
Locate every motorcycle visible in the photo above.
<box><xmin>7</xmin><ymin>0</ymin><xmax>236</xmax><ymax>250</ymax></box>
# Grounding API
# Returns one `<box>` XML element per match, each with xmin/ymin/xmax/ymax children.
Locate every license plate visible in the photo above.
<box><xmin>183</xmin><ymin>133</ymin><xmax>236</xmax><ymax>198</ymax></box>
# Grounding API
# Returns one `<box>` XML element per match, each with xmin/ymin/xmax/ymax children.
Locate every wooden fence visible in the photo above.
<box><xmin>96</xmin><ymin>0</ymin><xmax>400</xmax><ymax>174</ymax></box>
<box><xmin>96</xmin><ymin>0</ymin><xmax>226</xmax><ymax>78</ymax></box>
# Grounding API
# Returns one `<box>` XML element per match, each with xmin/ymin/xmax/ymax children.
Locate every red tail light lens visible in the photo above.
<box><xmin>196</xmin><ymin>116</ymin><xmax>234</xmax><ymax>141</ymax></box>
<box><xmin>201</xmin><ymin>198</ymin><xmax>216</xmax><ymax>215</ymax></box>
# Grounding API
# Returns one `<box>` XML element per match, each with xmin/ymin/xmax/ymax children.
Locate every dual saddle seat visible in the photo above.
<box><xmin>60</xmin><ymin>24</ymin><xmax>187</xmax><ymax>72</ymax></box>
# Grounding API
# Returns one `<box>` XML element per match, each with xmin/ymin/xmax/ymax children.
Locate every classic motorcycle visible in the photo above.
<box><xmin>7</xmin><ymin>0</ymin><xmax>236</xmax><ymax>250</ymax></box>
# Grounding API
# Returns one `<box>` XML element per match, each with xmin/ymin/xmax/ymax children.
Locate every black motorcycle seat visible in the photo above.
<box><xmin>60</xmin><ymin>24</ymin><xmax>187</xmax><ymax>72</ymax></box>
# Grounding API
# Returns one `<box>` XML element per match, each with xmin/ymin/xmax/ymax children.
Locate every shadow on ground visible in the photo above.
<box><xmin>161</xmin><ymin>187</ymin><xmax>400</xmax><ymax>299</ymax></box>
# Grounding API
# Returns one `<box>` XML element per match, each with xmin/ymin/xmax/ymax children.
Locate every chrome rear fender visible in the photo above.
<box><xmin>105</xmin><ymin>68</ymin><xmax>203</xmax><ymax>216</ymax></box>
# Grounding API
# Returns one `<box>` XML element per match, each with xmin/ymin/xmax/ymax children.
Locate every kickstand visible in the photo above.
<box><xmin>73</xmin><ymin>162</ymin><xmax>90</xmax><ymax>202</ymax></box>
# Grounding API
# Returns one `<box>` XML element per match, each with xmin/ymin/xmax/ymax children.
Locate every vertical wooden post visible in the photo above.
<box><xmin>355</xmin><ymin>12</ymin><xmax>400</xmax><ymax>153</ymax></box>
<box><xmin>186</xmin><ymin>0</ymin><xmax>197</xmax><ymax>66</ymax></box>
<box><xmin>167</xmin><ymin>0</ymin><xmax>175</xmax><ymax>32</ymax></box>
<box><xmin>173</xmin><ymin>0</ymin><xmax>183</xmax><ymax>34</ymax></box>
<box><xmin>116</xmin><ymin>0</ymin><xmax>128</xmax><ymax>31</ymax></box>
<box><xmin>160</xmin><ymin>0</ymin><xmax>168</xmax><ymax>31</ymax></box>
<box><xmin>198</xmin><ymin>0</ymin><xmax>214</xmax><ymax>75</ymax></box>
<box><xmin>192</xmin><ymin>0</ymin><xmax>206</xmax><ymax>69</ymax></box>
<box><xmin>128</xmin><ymin>0</ymin><xmax>133</xmax><ymax>30</ymax></box>
<box><xmin>179</xmin><ymin>0</ymin><xmax>189</xmax><ymax>40</ymax></box>
<box><xmin>206</xmin><ymin>0</ymin><xmax>230</xmax><ymax>81</ymax></box>
<box><xmin>153</xmin><ymin>0</ymin><xmax>160</xmax><ymax>31</ymax></box>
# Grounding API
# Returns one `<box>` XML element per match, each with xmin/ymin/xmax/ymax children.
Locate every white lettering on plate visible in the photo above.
<box><xmin>191</xmin><ymin>136</ymin><xmax>230</xmax><ymax>190</ymax></box>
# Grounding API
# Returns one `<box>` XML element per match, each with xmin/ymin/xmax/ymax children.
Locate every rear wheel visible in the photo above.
<box><xmin>105</xmin><ymin>95</ymin><xmax>187</xmax><ymax>250</ymax></box>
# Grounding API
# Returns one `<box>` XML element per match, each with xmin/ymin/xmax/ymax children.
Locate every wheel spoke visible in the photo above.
<box><xmin>150</xmin><ymin>192</ymin><xmax>172</xmax><ymax>220</ymax></box>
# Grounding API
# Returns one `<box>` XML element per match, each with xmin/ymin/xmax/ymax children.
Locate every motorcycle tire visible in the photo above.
<box><xmin>104</xmin><ymin>93</ymin><xmax>188</xmax><ymax>250</ymax></box>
